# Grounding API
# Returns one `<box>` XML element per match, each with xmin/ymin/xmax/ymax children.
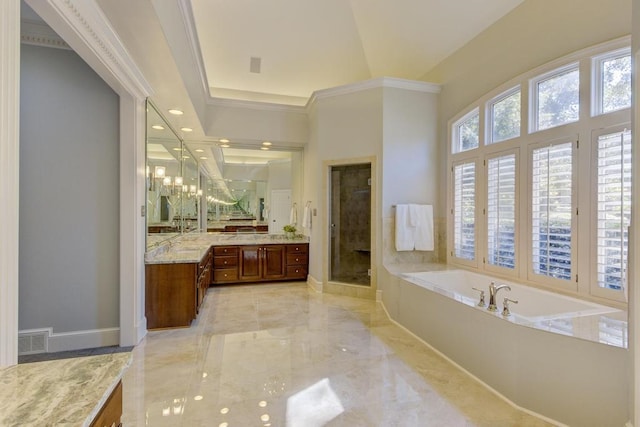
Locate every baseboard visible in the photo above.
<box><xmin>307</xmin><ymin>274</ymin><xmax>323</xmax><ymax>293</ymax></box>
<box><xmin>47</xmin><ymin>327</ymin><xmax>120</xmax><ymax>353</ymax></box>
<box><xmin>378</xmin><ymin>301</ymin><xmax>567</xmax><ymax>427</ymax></box>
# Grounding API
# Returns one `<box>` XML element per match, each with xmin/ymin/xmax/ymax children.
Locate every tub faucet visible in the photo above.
<box><xmin>488</xmin><ymin>282</ymin><xmax>511</xmax><ymax>312</ymax></box>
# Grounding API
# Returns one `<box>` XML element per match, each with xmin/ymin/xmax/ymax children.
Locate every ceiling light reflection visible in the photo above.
<box><xmin>168</xmin><ymin>109</ymin><xmax>183</xmax><ymax>115</ymax></box>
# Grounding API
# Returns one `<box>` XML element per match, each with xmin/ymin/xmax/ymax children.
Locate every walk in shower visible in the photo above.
<box><xmin>329</xmin><ymin>163</ymin><xmax>371</xmax><ymax>286</ymax></box>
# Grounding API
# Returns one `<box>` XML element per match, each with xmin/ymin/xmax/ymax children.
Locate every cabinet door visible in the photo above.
<box><xmin>263</xmin><ymin>245</ymin><xmax>286</xmax><ymax>279</ymax></box>
<box><xmin>239</xmin><ymin>246</ymin><xmax>262</xmax><ymax>281</ymax></box>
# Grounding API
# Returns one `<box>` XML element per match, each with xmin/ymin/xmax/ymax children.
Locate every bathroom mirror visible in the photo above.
<box><xmin>145</xmin><ymin>101</ymin><xmax>187</xmax><ymax>249</ymax></box>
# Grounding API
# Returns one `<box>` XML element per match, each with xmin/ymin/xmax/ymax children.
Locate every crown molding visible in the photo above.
<box><xmin>20</xmin><ymin>19</ymin><xmax>70</xmax><ymax>50</ymax></box>
<box><xmin>177</xmin><ymin>0</ymin><xmax>211</xmax><ymax>98</ymax></box>
<box><xmin>208</xmin><ymin>96</ymin><xmax>308</xmax><ymax>114</ymax></box>
<box><xmin>26</xmin><ymin>0</ymin><xmax>152</xmax><ymax>100</ymax></box>
<box><xmin>307</xmin><ymin>77</ymin><xmax>440</xmax><ymax>108</ymax></box>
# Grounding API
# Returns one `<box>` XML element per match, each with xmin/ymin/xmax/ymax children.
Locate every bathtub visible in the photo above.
<box><xmin>402</xmin><ymin>269</ymin><xmax>620</xmax><ymax>323</ymax></box>
<box><xmin>381</xmin><ymin>267</ymin><xmax>629</xmax><ymax>426</ymax></box>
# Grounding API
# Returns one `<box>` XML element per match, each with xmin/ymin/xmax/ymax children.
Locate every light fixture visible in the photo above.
<box><xmin>190</xmin><ymin>185</ymin><xmax>197</xmax><ymax>194</ymax></box>
<box><xmin>168</xmin><ymin>109</ymin><xmax>183</xmax><ymax>115</ymax></box>
<box><xmin>174</xmin><ymin>176</ymin><xmax>183</xmax><ymax>186</ymax></box>
<box><xmin>182</xmin><ymin>184</ymin><xmax>188</xmax><ymax>193</ymax></box>
<box><xmin>219</xmin><ymin>138</ymin><xmax>229</xmax><ymax>143</ymax></box>
<box><xmin>151</xmin><ymin>125</ymin><xmax>165</xmax><ymax>130</ymax></box>
<box><xmin>195</xmin><ymin>149</ymin><xmax>204</xmax><ymax>153</ymax></box>
<box><xmin>183</xmin><ymin>155</ymin><xmax>190</xmax><ymax>159</ymax></box>
<box><xmin>162</xmin><ymin>176</ymin><xmax>172</xmax><ymax>185</ymax></box>
<box><xmin>261</xmin><ymin>147</ymin><xmax>270</xmax><ymax>150</ymax></box>
<box><xmin>181</xmin><ymin>127</ymin><xmax>193</xmax><ymax>132</ymax></box>
<box><xmin>197</xmin><ymin>189</ymin><xmax>203</xmax><ymax>196</ymax></box>
<box><xmin>172</xmin><ymin>148</ymin><xmax>182</xmax><ymax>152</ymax></box>
<box><xmin>220</xmin><ymin>144</ymin><xmax>230</xmax><ymax>148</ymax></box>
<box><xmin>199</xmin><ymin>156</ymin><xmax>208</xmax><ymax>160</ymax></box>
<box><xmin>154</xmin><ymin>166</ymin><xmax>166</xmax><ymax>178</ymax></box>
<box><xmin>262</xmin><ymin>141</ymin><xmax>272</xmax><ymax>146</ymax></box>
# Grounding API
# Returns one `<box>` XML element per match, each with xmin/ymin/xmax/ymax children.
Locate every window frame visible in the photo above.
<box><xmin>450</xmin><ymin>159</ymin><xmax>479</xmax><ymax>268</ymax></box>
<box><xmin>526</xmin><ymin>137</ymin><xmax>578</xmax><ymax>292</ymax></box>
<box><xmin>529</xmin><ymin>62</ymin><xmax>580</xmax><ymax>134</ymax></box>
<box><xmin>591</xmin><ymin>48</ymin><xmax>632</xmax><ymax>117</ymax></box>
<box><xmin>483</xmin><ymin>148</ymin><xmax>520</xmax><ymax>276</ymax></box>
<box><xmin>589</xmin><ymin>126</ymin><xmax>631</xmax><ymax>303</ymax></box>
<box><xmin>452</xmin><ymin>108</ymin><xmax>480</xmax><ymax>154</ymax></box>
<box><xmin>487</xmin><ymin>86</ymin><xmax>521</xmax><ymax>145</ymax></box>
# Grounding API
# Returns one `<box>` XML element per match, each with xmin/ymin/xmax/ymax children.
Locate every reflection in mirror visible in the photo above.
<box><xmin>146</xmin><ymin>101</ymin><xmax>183</xmax><ymax>248</ymax></box>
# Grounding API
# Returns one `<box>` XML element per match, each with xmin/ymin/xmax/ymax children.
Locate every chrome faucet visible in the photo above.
<box><xmin>488</xmin><ymin>281</ymin><xmax>511</xmax><ymax>312</ymax></box>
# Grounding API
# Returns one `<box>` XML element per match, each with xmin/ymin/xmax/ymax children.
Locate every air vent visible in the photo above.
<box><xmin>18</xmin><ymin>330</ymin><xmax>48</xmax><ymax>355</ymax></box>
<box><xmin>250</xmin><ymin>57</ymin><xmax>262</xmax><ymax>73</ymax></box>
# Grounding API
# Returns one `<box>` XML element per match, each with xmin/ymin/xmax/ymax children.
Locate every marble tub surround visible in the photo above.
<box><xmin>145</xmin><ymin>232</ymin><xmax>310</xmax><ymax>264</ymax></box>
<box><xmin>0</xmin><ymin>352</ymin><xmax>131</xmax><ymax>426</ymax></box>
<box><xmin>122</xmin><ymin>282</ymin><xmax>554</xmax><ymax>426</ymax></box>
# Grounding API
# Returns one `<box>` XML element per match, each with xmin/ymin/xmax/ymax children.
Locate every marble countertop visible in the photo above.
<box><xmin>0</xmin><ymin>352</ymin><xmax>131</xmax><ymax>426</ymax></box>
<box><xmin>145</xmin><ymin>232</ymin><xmax>310</xmax><ymax>264</ymax></box>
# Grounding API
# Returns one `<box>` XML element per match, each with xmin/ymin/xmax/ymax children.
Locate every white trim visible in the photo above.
<box><xmin>20</xmin><ymin>19</ymin><xmax>70</xmax><ymax>50</ymax></box>
<box><xmin>307</xmin><ymin>274</ymin><xmax>323</xmax><ymax>293</ymax></box>
<box><xmin>47</xmin><ymin>327</ymin><xmax>120</xmax><ymax>353</ymax></box>
<box><xmin>177</xmin><ymin>0</ymin><xmax>211</xmax><ymax>99</ymax></box>
<box><xmin>208</xmin><ymin>96</ymin><xmax>308</xmax><ymax>113</ymax></box>
<box><xmin>0</xmin><ymin>0</ymin><xmax>20</xmax><ymax>367</ymax></box>
<box><xmin>378</xmin><ymin>301</ymin><xmax>567</xmax><ymax>427</ymax></box>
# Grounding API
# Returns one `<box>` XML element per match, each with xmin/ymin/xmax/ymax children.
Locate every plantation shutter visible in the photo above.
<box><xmin>453</xmin><ymin>162</ymin><xmax>476</xmax><ymax>260</ymax></box>
<box><xmin>487</xmin><ymin>154</ymin><xmax>516</xmax><ymax>269</ymax></box>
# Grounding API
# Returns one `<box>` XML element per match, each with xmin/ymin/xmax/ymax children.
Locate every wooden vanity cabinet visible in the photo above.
<box><xmin>239</xmin><ymin>245</ymin><xmax>286</xmax><ymax>281</ymax></box>
<box><xmin>212</xmin><ymin>243</ymin><xmax>308</xmax><ymax>284</ymax></box>
<box><xmin>90</xmin><ymin>380</ymin><xmax>122</xmax><ymax>427</ymax></box>
<box><xmin>197</xmin><ymin>248</ymin><xmax>212</xmax><ymax>311</ymax></box>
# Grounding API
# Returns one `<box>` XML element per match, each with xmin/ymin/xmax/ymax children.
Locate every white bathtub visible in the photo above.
<box><xmin>382</xmin><ymin>267</ymin><xmax>629</xmax><ymax>426</ymax></box>
<box><xmin>402</xmin><ymin>269</ymin><xmax>620</xmax><ymax>322</ymax></box>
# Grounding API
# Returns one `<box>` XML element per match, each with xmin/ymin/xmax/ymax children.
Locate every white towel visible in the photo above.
<box><xmin>302</xmin><ymin>205</ymin><xmax>312</xmax><ymax>229</ymax></box>
<box><xmin>412</xmin><ymin>204</ymin><xmax>434</xmax><ymax>251</ymax></box>
<box><xmin>395</xmin><ymin>204</ymin><xmax>414</xmax><ymax>251</ymax></box>
<box><xmin>289</xmin><ymin>205</ymin><xmax>298</xmax><ymax>225</ymax></box>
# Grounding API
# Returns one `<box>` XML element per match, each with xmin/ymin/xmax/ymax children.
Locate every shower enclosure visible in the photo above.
<box><xmin>329</xmin><ymin>163</ymin><xmax>371</xmax><ymax>286</ymax></box>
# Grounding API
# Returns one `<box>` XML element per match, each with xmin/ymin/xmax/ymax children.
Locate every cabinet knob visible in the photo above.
<box><xmin>295</xmin><ymin>258</ymin><xmax>299</xmax><ymax>262</ymax></box>
<box><xmin>224</xmin><ymin>261</ymin><xmax>228</xmax><ymax>264</ymax></box>
<box><xmin>296</xmin><ymin>269</ymin><xmax>299</xmax><ymax>273</ymax></box>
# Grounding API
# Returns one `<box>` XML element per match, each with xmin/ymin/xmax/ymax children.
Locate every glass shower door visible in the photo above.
<box><xmin>329</xmin><ymin>163</ymin><xmax>371</xmax><ymax>286</ymax></box>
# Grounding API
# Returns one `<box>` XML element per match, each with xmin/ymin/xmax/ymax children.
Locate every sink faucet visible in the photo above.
<box><xmin>488</xmin><ymin>281</ymin><xmax>511</xmax><ymax>312</ymax></box>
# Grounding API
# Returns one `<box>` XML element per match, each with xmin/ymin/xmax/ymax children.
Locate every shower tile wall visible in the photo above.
<box><xmin>330</xmin><ymin>164</ymin><xmax>371</xmax><ymax>286</ymax></box>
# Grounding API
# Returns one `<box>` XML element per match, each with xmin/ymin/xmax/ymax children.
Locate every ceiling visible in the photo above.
<box><xmin>189</xmin><ymin>0</ymin><xmax>525</xmax><ymax>105</ymax></box>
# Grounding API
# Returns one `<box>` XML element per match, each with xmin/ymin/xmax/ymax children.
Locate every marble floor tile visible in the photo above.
<box><xmin>121</xmin><ymin>282</ymin><xmax>554</xmax><ymax>426</ymax></box>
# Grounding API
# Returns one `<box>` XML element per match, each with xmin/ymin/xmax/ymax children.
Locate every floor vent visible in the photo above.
<box><xmin>18</xmin><ymin>331</ymin><xmax>48</xmax><ymax>355</ymax></box>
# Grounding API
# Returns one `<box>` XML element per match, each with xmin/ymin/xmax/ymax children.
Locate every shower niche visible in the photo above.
<box><xmin>329</xmin><ymin>163</ymin><xmax>371</xmax><ymax>286</ymax></box>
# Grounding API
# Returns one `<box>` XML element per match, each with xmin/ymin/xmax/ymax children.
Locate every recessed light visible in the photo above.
<box><xmin>183</xmin><ymin>155</ymin><xmax>190</xmax><ymax>159</ymax></box>
<box><xmin>219</xmin><ymin>138</ymin><xmax>230</xmax><ymax>143</ymax></box>
<box><xmin>181</xmin><ymin>127</ymin><xmax>193</xmax><ymax>132</ymax></box>
<box><xmin>220</xmin><ymin>144</ymin><xmax>230</xmax><ymax>148</ymax></box>
<box><xmin>151</xmin><ymin>125</ymin><xmax>165</xmax><ymax>130</ymax></box>
<box><xmin>199</xmin><ymin>156</ymin><xmax>208</xmax><ymax>160</ymax></box>
<box><xmin>261</xmin><ymin>147</ymin><xmax>270</xmax><ymax>150</ymax></box>
<box><xmin>168</xmin><ymin>109</ymin><xmax>183</xmax><ymax>115</ymax></box>
<box><xmin>173</xmin><ymin>148</ymin><xmax>182</xmax><ymax>152</ymax></box>
<box><xmin>262</xmin><ymin>141</ymin><xmax>272</xmax><ymax>146</ymax></box>
<box><xmin>195</xmin><ymin>149</ymin><xmax>204</xmax><ymax>153</ymax></box>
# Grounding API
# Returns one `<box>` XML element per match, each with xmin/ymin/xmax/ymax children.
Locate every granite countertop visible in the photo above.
<box><xmin>0</xmin><ymin>353</ymin><xmax>131</xmax><ymax>426</ymax></box>
<box><xmin>145</xmin><ymin>232</ymin><xmax>310</xmax><ymax>264</ymax></box>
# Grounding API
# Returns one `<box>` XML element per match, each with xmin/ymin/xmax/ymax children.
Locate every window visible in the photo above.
<box><xmin>531</xmin><ymin>142</ymin><xmax>573</xmax><ymax>281</ymax></box>
<box><xmin>489</xmin><ymin>88</ymin><xmax>520</xmax><ymax>143</ymax></box>
<box><xmin>453</xmin><ymin>162</ymin><xmax>476</xmax><ymax>260</ymax></box>
<box><xmin>534</xmin><ymin>65</ymin><xmax>579</xmax><ymax>131</ymax></box>
<box><xmin>593</xmin><ymin>50</ymin><xmax>631</xmax><ymax>115</ymax></box>
<box><xmin>595</xmin><ymin>130</ymin><xmax>631</xmax><ymax>291</ymax></box>
<box><xmin>453</xmin><ymin>109</ymin><xmax>479</xmax><ymax>153</ymax></box>
<box><xmin>487</xmin><ymin>153</ymin><xmax>517</xmax><ymax>269</ymax></box>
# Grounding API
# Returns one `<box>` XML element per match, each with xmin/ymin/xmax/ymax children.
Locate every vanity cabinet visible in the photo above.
<box><xmin>146</xmin><ymin>249</ymin><xmax>213</xmax><ymax>329</ymax></box>
<box><xmin>211</xmin><ymin>243</ymin><xmax>308</xmax><ymax>284</ymax></box>
<box><xmin>90</xmin><ymin>380</ymin><xmax>122</xmax><ymax>427</ymax></box>
<box><xmin>239</xmin><ymin>245</ymin><xmax>286</xmax><ymax>281</ymax></box>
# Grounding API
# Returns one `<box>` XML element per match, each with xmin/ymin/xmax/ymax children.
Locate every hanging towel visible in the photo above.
<box><xmin>412</xmin><ymin>204</ymin><xmax>434</xmax><ymax>251</ymax></box>
<box><xmin>289</xmin><ymin>205</ymin><xmax>298</xmax><ymax>225</ymax></box>
<box><xmin>395</xmin><ymin>204</ymin><xmax>414</xmax><ymax>251</ymax></box>
<box><xmin>302</xmin><ymin>204</ymin><xmax>312</xmax><ymax>229</ymax></box>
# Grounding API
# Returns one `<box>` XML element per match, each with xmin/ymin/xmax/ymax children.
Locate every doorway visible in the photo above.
<box><xmin>329</xmin><ymin>163</ymin><xmax>371</xmax><ymax>286</ymax></box>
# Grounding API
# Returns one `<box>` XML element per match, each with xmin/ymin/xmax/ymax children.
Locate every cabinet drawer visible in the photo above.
<box><xmin>214</xmin><ymin>246</ymin><xmax>238</xmax><ymax>256</ymax></box>
<box><xmin>286</xmin><ymin>244</ymin><xmax>308</xmax><ymax>254</ymax></box>
<box><xmin>286</xmin><ymin>265</ymin><xmax>307</xmax><ymax>278</ymax></box>
<box><xmin>214</xmin><ymin>255</ymin><xmax>238</xmax><ymax>268</ymax></box>
<box><xmin>286</xmin><ymin>253</ymin><xmax>308</xmax><ymax>265</ymax></box>
<box><xmin>213</xmin><ymin>269</ymin><xmax>238</xmax><ymax>282</ymax></box>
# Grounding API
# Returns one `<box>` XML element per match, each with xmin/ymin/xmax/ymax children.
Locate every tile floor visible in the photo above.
<box><xmin>122</xmin><ymin>282</ymin><xmax>554</xmax><ymax>426</ymax></box>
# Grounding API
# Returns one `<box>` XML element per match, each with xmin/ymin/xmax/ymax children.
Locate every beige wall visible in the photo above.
<box><xmin>422</xmin><ymin>0</ymin><xmax>632</xmax><ymax>251</ymax></box>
